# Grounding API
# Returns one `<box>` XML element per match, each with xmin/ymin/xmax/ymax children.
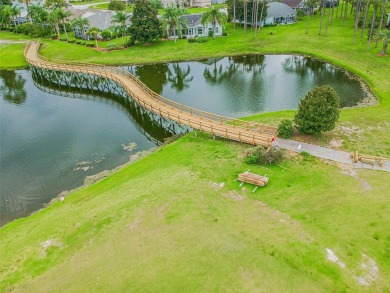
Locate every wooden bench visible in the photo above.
<box><xmin>237</xmin><ymin>171</ymin><xmax>269</xmax><ymax>193</ymax></box>
<box><xmin>350</xmin><ymin>151</ymin><xmax>387</xmax><ymax>168</ymax></box>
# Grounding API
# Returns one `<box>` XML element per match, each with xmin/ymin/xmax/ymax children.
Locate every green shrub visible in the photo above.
<box><xmin>208</xmin><ymin>30</ymin><xmax>213</xmax><ymax>37</ymax></box>
<box><xmin>68</xmin><ymin>39</ymin><xmax>76</xmax><ymax>43</ymax></box>
<box><xmin>188</xmin><ymin>38</ymin><xmax>197</xmax><ymax>43</ymax></box>
<box><xmin>86</xmin><ymin>42</ymin><xmax>95</xmax><ymax>47</ymax></box>
<box><xmin>222</xmin><ymin>31</ymin><xmax>228</xmax><ymax>36</ymax></box>
<box><xmin>51</xmin><ymin>34</ymin><xmax>58</xmax><ymax>39</ymax></box>
<box><xmin>294</xmin><ymin>85</ymin><xmax>340</xmax><ymax>134</ymax></box>
<box><xmin>76</xmin><ymin>40</ymin><xmax>84</xmax><ymax>45</ymax></box>
<box><xmin>106</xmin><ymin>43</ymin><xmax>119</xmax><ymax>50</ymax></box>
<box><xmin>108</xmin><ymin>0</ymin><xmax>125</xmax><ymax>11</ymax></box>
<box><xmin>277</xmin><ymin>119</ymin><xmax>293</xmax><ymax>139</ymax></box>
<box><xmin>101</xmin><ymin>29</ymin><xmax>112</xmax><ymax>40</ymax></box>
<box><xmin>245</xmin><ymin>146</ymin><xmax>284</xmax><ymax>165</ymax></box>
<box><xmin>60</xmin><ymin>37</ymin><xmax>67</xmax><ymax>41</ymax></box>
<box><xmin>196</xmin><ymin>36</ymin><xmax>208</xmax><ymax>43</ymax></box>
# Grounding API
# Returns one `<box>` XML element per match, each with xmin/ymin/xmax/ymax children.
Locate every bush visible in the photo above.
<box><xmin>294</xmin><ymin>85</ymin><xmax>340</xmax><ymax>134</ymax></box>
<box><xmin>188</xmin><ymin>38</ymin><xmax>197</xmax><ymax>43</ymax></box>
<box><xmin>108</xmin><ymin>0</ymin><xmax>125</xmax><ymax>11</ymax></box>
<box><xmin>222</xmin><ymin>31</ymin><xmax>228</xmax><ymax>36</ymax></box>
<box><xmin>50</xmin><ymin>34</ymin><xmax>58</xmax><ymax>39</ymax></box>
<box><xmin>196</xmin><ymin>36</ymin><xmax>208</xmax><ymax>43</ymax></box>
<box><xmin>86</xmin><ymin>42</ymin><xmax>95</xmax><ymax>47</ymax></box>
<box><xmin>101</xmin><ymin>29</ymin><xmax>112</xmax><ymax>40</ymax></box>
<box><xmin>60</xmin><ymin>37</ymin><xmax>67</xmax><ymax>41</ymax></box>
<box><xmin>76</xmin><ymin>40</ymin><xmax>85</xmax><ymax>45</ymax></box>
<box><xmin>106</xmin><ymin>43</ymin><xmax>119</xmax><ymax>50</ymax></box>
<box><xmin>208</xmin><ymin>30</ymin><xmax>213</xmax><ymax>37</ymax></box>
<box><xmin>245</xmin><ymin>146</ymin><xmax>284</xmax><ymax>165</ymax></box>
<box><xmin>68</xmin><ymin>39</ymin><xmax>76</xmax><ymax>43</ymax></box>
<box><xmin>277</xmin><ymin>119</ymin><xmax>293</xmax><ymax>139</ymax></box>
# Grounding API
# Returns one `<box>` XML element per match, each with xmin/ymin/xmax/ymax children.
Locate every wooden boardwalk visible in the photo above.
<box><xmin>25</xmin><ymin>42</ymin><xmax>277</xmax><ymax>146</ymax></box>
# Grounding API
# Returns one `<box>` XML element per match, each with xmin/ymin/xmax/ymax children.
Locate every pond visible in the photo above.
<box><xmin>0</xmin><ymin>55</ymin><xmax>369</xmax><ymax>226</ymax></box>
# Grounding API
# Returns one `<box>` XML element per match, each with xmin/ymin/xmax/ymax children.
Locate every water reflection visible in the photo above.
<box><xmin>167</xmin><ymin>63</ymin><xmax>194</xmax><ymax>92</ymax></box>
<box><xmin>131</xmin><ymin>55</ymin><xmax>367</xmax><ymax>116</ymax></box>
<box><xmin>0</xmin><ymin>70</ymin><xmax>27</xmax><ymax>105</ymax></box>
<box><xmin>132</xmin><ymin>63</ymin><xmax>169</xmax><ymax>94</ymax></box>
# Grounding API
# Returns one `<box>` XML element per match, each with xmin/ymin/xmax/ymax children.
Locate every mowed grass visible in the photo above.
<box><xmin>0</xmin><ymin>134</ymin><xmax>389</xmax><ymax>292</ymax></box>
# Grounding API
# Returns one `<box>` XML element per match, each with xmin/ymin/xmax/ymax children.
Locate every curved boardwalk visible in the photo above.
<box><xmin>25</xmin><ymin>42</ymin><xmax>277</xmax><ymax>146</ymax></box>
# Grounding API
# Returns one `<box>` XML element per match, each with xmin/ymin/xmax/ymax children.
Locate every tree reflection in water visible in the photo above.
<box><xmin>0</xmin><ymin>70</ymin><xmax>27</xmax><ymax>105</ymax></box>
<box><xmin>167</xmin><ymin>63</ymin><xmax>194</xmax><ymax>92</ymax></box>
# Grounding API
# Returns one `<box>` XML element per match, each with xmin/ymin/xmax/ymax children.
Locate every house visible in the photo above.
<box><xmin>211</xmin><ymin>0</ymin><xmax>226</xmax><ymax>4</ymax></box>
<box><xmin>178</xmin><ymin>14</ymin><xmax>223</xmax><ymax>38</ymax></box>
<box><xmin>188</xmin><ymin>0</ymin><xmax>211</xmax><ymax>7</ymax></box>
<box><xmin>161</xmin><ymin>0</ymin><xmax>211</xmax><ymax>7</ymax></box>
<box><xmin>71</xmin><ymin>9</ymin><xmax>130</xmax><ymax>39</ymax></box>
<box><xmin>264</xmin><ymin>2</ymin><xmax>296</xmax><ymax>25</ymax></box>
<box><xmin>278</xmin><ymin>0</ymin><xmax>304</xmax><ymax>10</ymax></box>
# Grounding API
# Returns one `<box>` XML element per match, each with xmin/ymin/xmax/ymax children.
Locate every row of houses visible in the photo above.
<box><xmin>71</xmin><ymin>2</ymin><xmax>298</xmax><ymax>40</ymax></box>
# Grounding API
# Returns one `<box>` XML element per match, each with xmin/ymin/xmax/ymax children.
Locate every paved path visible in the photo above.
<box><xmin>275</xmin><ymin>138</ymin><xmax>390</xmax><ymax>172</ymax></box>
<box><xmin>0</xmin><ymin>40</ymin><xmax>28</xmax><ymax>44</ymax></box>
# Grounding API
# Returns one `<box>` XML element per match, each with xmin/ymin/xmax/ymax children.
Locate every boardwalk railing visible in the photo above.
<box><xmin>25</xmin><ymin>42</ymin><xmax>278</xmax><ymax>146</ymax></box>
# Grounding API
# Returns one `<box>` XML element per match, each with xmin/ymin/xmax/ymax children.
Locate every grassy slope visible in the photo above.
<box><xmin>1</xmin><ymin>134</ymin><xmax>389</xmax><ymax>292</ymax></box>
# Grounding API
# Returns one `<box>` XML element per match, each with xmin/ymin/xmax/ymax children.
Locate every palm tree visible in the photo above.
<box><xmin>374</xmin><ymin>29</ymin><xmax>390</xmax><ymax>55</ymax></box>
<box><xmin>56</xmin><ymin>8</ymin><xmax>71</xmax><ymax>41</ymax></box>
<box><xmin>87</xmin><ymin>26</ymin><xmax>101</xmax><ymax>48</ymax></box>
<box><xmin>111</xmin><ymin>11</ymin><xmax>130</xmax><ymax>46</ymax></box>
<box><xmin>201</xmin><ymin>7</ymin><xmax>227</xmax><ymax>40</ymax></box>
<box><xmin>48</xmin><ymin>9</ymin><xmax>61</xmax><ymax>39</ymax></box>
<box><xmin>72</xmin><ymin>16</ymin><xmax>90</xmax><ymax>40</ymax></box>
<box><xmin>167</xmin><ymin>63</ymin><xmax>193</xmax><ymax>92</ymax></box>
<box><xmin>0</xmin><ymin>5</ymin><xmax>13</xmax><ymax>27</ymax></box>
<box><xmin>162</xmin><ymin>6</ymin><xmax>187</xmax><ymax>43</ymax></box>
<box><xmin>367</xmin><ymin>0</ymin><xmax>381</xmax><ymax>47</ymax></box>
<box><xmin>306</xmin><ymin>0</ymin><xmax>319</xmax><ymax>34</ymax></box>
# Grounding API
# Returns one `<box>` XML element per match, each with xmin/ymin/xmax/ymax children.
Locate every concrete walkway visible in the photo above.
<box><xmin>274</xmin><ymin>138</ymin><xmax>390</xmax><ymax>172</ymax></box>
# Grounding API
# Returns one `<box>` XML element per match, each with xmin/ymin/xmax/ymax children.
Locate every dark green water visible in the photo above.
<box><xmin>128</xmin><ymin>55</ymin><xmax>367</xmax><ymax>116</ymax></box>
<box><xmin>0</xmin><ymin>55</ymin><xmax>368</xmax><ymax>226</ymax></box>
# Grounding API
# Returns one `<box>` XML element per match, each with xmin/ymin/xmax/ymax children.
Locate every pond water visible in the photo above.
<box><xmin>128</xmin><ymin>55</ymin><xmax>367</xmax><ymax>117</ymax></box>
<box><xmin>0</xmin><ymin>55</ymin><xmax>368</xmax><ymax>226</ymax></box>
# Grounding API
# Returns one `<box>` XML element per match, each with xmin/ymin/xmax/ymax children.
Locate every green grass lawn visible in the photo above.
<box><xmin>1</xmin><ymin>134</ymin><xmax>389</xmax><ymax>292</ymax></box>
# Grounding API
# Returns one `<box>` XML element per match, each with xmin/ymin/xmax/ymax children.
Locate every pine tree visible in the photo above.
<box><xmin>129</xmin><ymin>0</ymin><xmax>161</xmax><ymax>45</ymax></box>
<box><xmin>294</xmin><ymin>85</ymin><xmax>340</xmax><ymax>134</ymax></box>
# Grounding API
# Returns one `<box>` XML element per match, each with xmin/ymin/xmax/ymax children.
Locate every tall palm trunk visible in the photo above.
<box><xmin>319</xmin><ymin>0</ymin><xmax>325</xmax><ymax>35</ymax></box>
<box><xmin>360</xmin><ymin>0</ymin><xmax>370</xmax><ymax>41</ymax></box>
<box><xmin>380</xmin><ymin>42</ymin><xmax>388</xmax><ymax>55</ymax></box>
<box><xmin>353</xmin><ymin>0</ymin><xmax>361</xmax><ymax>43</ymax></box>
<box><xmin>367</xmin><ymin>3</ymin><xmax>378</xmax><ymax>47</ymax></box>
<box><xmin>306</xmin><ymin>10</ymin><xmax>310</xmax><ymax>34</ymax></box>
<box><xmin>233</xmin><ymin>0</ymin><xmax>236</xmax><ymax>29</ymax></box>
<box><xmin>244</xmin><ymin>0</ymin><xmax>248</xmax><ymax>33</ymax></box>
<box><xmin>339</xmin><ymin>0</ymin><xmax>344</xmax><ymax>18</ymax></box>
<box><xmin>375</xmin><ymin>0</ymin><xmax>387</xmax><ymax>47</ymax></box>
<box><xmin>343</xmin><ymin>0</ymin><xmax>348</xmax><ymax>25</ymax></box>
<box><xmin>61</xmin><ymin>20</ymin><xmax>69</xmax><ymax>41</ymax></box>
<box><xmin>325</xmin><ymin>7</ymin><xmax>331</xmax><ymax>36</ymax></box>
<box><xmin>258</xmin><ymin>0</ymin><xmax>265</xmax><ymax>35</ymax></box>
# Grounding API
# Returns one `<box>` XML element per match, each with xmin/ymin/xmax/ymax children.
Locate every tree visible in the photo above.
<box><xmin>48</xmin><ymin>9</ymin><xmax>61</xmax><ymax>39</ymax></box>
<box><xmin>201</xmin><ymin>7</ymin><xmax>227</xmax><ymax>39</ymax></box>
<box><xmin>72</xmin><ymin>16</ymin><xmax>89</xmax><ymax>40</ymax></box>
<box><xmin>55</xmin><ymin>8</ymin><xmax>71</xmax><ymax>41</ymax></box>
<box><xmin>161</xmin><ymin>6</ymin><xmax>187</xmax><ymax>43</ymax></box>
<box><xmin>374</xmin><ymin>29</ymin><xmax>390</xmax><ymax>55</ymax></box>
<box><xmin>367</xmin><ymin>0</ymin><xmax>381</xmax><ymax>47</ymax></box>
<box><xmin>128</xmin><ymin>0</ymin><xmax>161</xmax><ymax>45</ymax></box>
<box><xmin>306</xmin><ymin>0</ymin><xmax>320</xmax><ymax>34</ymax></box>
<box><xmin>87</xmin><ymin>26</ymin><xmax>101</xmax><ymax>47</ymax></box>
<box><xmin>112</xmin><ymin>11</ymin><xmax>130</xmax><ymax>45</ymax></box>
<box><xmin>108</xmin><ymin>0</ymin><xmax>126</xmax><ymax>11</ymax></box>
<box><xmin>294</xmin><ymin>85</ymin><xmax>340</xmax><ymax>134</ymax></box>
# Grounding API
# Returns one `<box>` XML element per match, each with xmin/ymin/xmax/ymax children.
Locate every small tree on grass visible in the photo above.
<box><xmin>87</xmin><ymin>27</ymin><xmax>101</xmax><ymax>48</ymax></box>
<box><xmin>374</xmin><ymin>29</ymin><xmax>390</xmax><ymax>56</ymax></box>
<box><xmin>277</xmin><ymin>119</ymin><xmax>294</xmax><ymax>138</ymax></box>
<box><xmin>128</xmin><ymin>0</ymin><xmax>161</xmax><ymax>45</ymax></box>
<box><xmin>294</xmin><ymin>85</ymin><xmax>340</xmax><ymax>134</ymax></box>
